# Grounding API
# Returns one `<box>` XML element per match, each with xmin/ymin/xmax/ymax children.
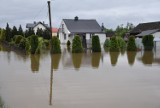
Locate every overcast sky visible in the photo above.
<box><xmin>0</xmin><ymin>0</ymin><xmax>160</xmax><ymax>30</ymax></box>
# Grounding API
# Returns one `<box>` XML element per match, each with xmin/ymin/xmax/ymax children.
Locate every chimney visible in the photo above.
<box><xmin>74</xmin><ymin>16</ymin><xmax>78</xmax><ymax>21</ymax></box>
<box><xmin>34</xmin><ymin>21</ymin><xmax>36</xmax><ymax>24</ymax></box>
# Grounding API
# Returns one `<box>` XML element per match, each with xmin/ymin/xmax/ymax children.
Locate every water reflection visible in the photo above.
<box><xmin>127</xmin><ymin>51</ymin><xmax>137</xmax><ymax>66</ymax></box>
<box><xmin>142</xmin><ymin>51</ymin><xmax>154</xmax><ymax>64</ymax></box>
<box><xmin>30</xmin><ymin>54</ymin><xmax>40</xmax><ymax>72</ymax></box>
<box><xmin>0</xmin><ymin>96</ymin><xmax>5</xmax><ymax>108</ymax></box>
<box><xmin>51</xmin><ymin>54</ymin><xmax>61</xmax><ymax>70</ymax></box>
<box><xmin>72</xmin><ymin>53</ymin><xmax>83</xmax><ymax>70</ymax></box>
<box><xmin>91</xmin><ymin>53</ymin><xmax>101</xmax><ymax>68</ymax></box>
<box><xmin>109</xmin><ymin>52</ymin><xmax>120</xmax><ymax>66</ymax></box>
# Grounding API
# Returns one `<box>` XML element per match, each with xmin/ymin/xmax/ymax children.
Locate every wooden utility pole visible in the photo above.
<box><xmin>47</xmin><ymin>1</ymin><xmax>52</xmax><ymax>39</ymax></box>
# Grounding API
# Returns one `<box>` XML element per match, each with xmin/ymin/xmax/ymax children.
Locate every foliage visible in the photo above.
<box><xmin>0</xmin><ymin>29</ymin><xmax>6</xmax><ymax>42</ymax></box>
<box><xmin>109</xmin><ymin>36</ymin><xmax>119</xmax><ymax>52</ymax></box>
<box><xmin>14</xmin><ymin>35</ymin><xmax>24</xmax><ymax>45</ymax></box>
<box><xmin>18</xmin><ymin>37</ymin><xmax>30</xmax><ymax>52</ymax></box>
<box><xmin>103</xmin><ymin>39</ymin><xmax>110</xmax><ymax>48</ymax></box>
<box><xmin>142</xmin><ymin>35</ymin><xmax>154</xmax><ymax>51</ymax></box>
<box><xmin>92</xmin><ymin>35</ymin><xmax>101</xmax><ymax>52</ymax></box>
<box><xmin>18</xmin><ymin>25</ymin><xmax>23</xmax><ymax>36</ymax></box>
<box><xmin>5</xmin><ymin>23</ymin><xmax>12</xmax><ymax>42</ymax></box>
<box><xmin>25</xmin><ymin>28</ymin><xmax>35</xmax><ymax>38</ymax></box>
<box><xmin>72</xmin><ymin>35</ymin><xmax>83</xmax><ymax>53</ymax></box>
<box><xmin>30</xmin><ymin>35</ymin><xmax>39</xmax><ymax>54</ymax></box>
<box><xmin>127</xmin><ymin>36</ymin><xmax>137</xmax><ymax>51</ymax></box>
<box><xmin>50</xmin><ymin>36</ymin><xmax>61</xmax><ymax>54</ymax></box>
<box><xmin>36</xmin><ymin>28</ymin><xmax>43</xmax><ymax>37</ymax></box>
<box><xmin>43</xmin><ymin>29</ymin><xmax>51</xmax><ymax>40</ymax></box>
<box><xmin>117</xmin><ymin>37</ymin><xmax>126</xmax><ymax>50</ymax></box>
<box><xmin>43</xmin><ymin>39</ymin><xmax>50</xmax><ymax>48</ymax></box>
<box><xmin>11</xmin><ymin>26</ymin><xmax>18</xmax><ymax>39</ymax></box>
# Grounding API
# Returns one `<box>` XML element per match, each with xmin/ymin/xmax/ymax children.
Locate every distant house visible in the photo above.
<box><xmin>58</xmin><ymin>16</ymin><xmax>106</xmax><ymax>48</ymax></box>
<box><xmin>26</xmin><ymin>21</ymin><xmax>48</xmax><ymax>34</ymax></box>
<box><xmin>52</xmin><ymin>28</ymin><xmax>58</xmax><ymax>37</ymax></box>
<box><xmin>130</xmin><ymin>21</ymin><xmax>160</xmax><ymax>48</ymax></box>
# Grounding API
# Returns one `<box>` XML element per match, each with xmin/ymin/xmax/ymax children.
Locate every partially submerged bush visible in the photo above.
<box><xmin>142</xmin><ymin>35</ymin><xmax>154</xmax><ymax>51</ymax></box>
<box><xmin>127</xmin><ymin>36</ymin><xmax>137</xmax><ymax>51</ymax></box>
<box><xmin>92</xmin><ymin>35</ymin><xmax>101</xmax><ymax>52</ymax></box>
<box><xmin>109</xmin><ymin>36</ymin><xmax>119</xmax><ymax>52</ymax></box>
<box><xmin>72</xmin><ymin>35</ymin><xmax>83</xmax><ymax>53</ymax></box>
<box><xmin>30</xmin><ymin>35</ymin><xmax>39</xmax><ymax>54</ymax></box>
<box><xmin>104</xmin><ymin>39</ymin><xmax>110</xmax><ymax>48</ymax></box>
<box><xmin>117</xmin><ymin>37</ymin><xmax>126</xmax><ymax>50</ymax></box>
<box><xmin>50</xmin><ymin>36</ymin><xmax>61</xmax><ymax>54</ymax></box>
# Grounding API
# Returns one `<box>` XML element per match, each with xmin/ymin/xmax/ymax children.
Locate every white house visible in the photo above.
<box><xmin>58</xmin><ymin>16</ymin><xmax>106</xmax><ymax>48</ymax></box>
<box><xmin>26</xmin><ymin>21</ymin><xmax>48</xmax><ymax>34</ymax></box>
<box><xmin>130</xmin><ymin>21</ymin><xmax>160</xmax><ymax>48</ymax></box>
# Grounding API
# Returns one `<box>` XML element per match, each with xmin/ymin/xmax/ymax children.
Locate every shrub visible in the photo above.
<box><xmin>30</xmin><ymin>35</ymin><xmax>39</xmax><ymax>54</ymax></box>
<box><xmin>109</xmin><ymin>36</ymin><xmax>119</xmax><ymax>52</ymax></box>
<box><xmin>50</xmin><ymin>36</ymin><xmax>61</xmax><ymax>54</ymax></box>
<box><xmin>92</xmin><ymin>35</ymin><xmax>101</xmax><ymax>52</ymax></box>
<box><xmin>117</xmin><ymin>37</ymin><xmax>126</xmax><ymax>50</ymax></box>
<box><xmin>14</xmin><ymin>35</ymin><xmax>24</xmax><ymax>45</ymax></box>
<box><xmin>67</xmin><ymin>40</ymin><xmax>71</xmax><ymax>47</ymax></box>
<box><xmin>43</xmin><ymin>39</ymin><xmax>50</xmax><ymax>48</ymax></box>
<box><xmin>127</xmin><ymin>36</ymin><xmax>137</xmax><ymax>51</ymax></box>
<box><xmin>103</xmin><ymin>39</ymin><xmax>110</xmax><ymax>48</ymax></box>
<box><xmin>142</xmin><ymin>35</ymin><xmax>154</xmax><ymax>51</ymax></box>
<box><xmin>72</xmin><ymin>35</ymin><xmax>83</xmax><ymax>53</ymax></box>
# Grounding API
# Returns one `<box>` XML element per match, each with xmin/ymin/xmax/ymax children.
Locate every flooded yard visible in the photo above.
<box><xmin>0</xmin><ymin>44</ymin><xmax>160</xmax><ymax>108</ymax></box>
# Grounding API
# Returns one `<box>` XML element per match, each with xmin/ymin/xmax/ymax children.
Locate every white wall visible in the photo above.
<box><xmin>33</xmin><ymin>23</ymin><xmax>46</xmax><ymax>34</ymax></box>
<box><xmin>58</xmin><ymin>20</ymin><xmax>70</xmax><ymax>44</ymax></box>
<box><xmin>152</xmin><ymin>32</ymin><xmax>160</xmax><ymax>47</ymax></box>
<box><xmin>95</xmin><ymin>33</ymin><xmax>106</xmax><ymax>45</ymax></box>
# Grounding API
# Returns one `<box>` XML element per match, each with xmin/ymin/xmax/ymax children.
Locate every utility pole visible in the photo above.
<box><xmin>47</xmin><ymin>1</ymin><xmax>52</xmax><ymax>39</ymax></box>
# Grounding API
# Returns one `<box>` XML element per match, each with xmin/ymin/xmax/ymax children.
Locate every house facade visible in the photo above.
<box><xmin>130</xmin><ymin>21</ymin><xmax>160</xmax><ymax>48</ymax></box>
<box><xmin>26</xmin><ymin>21</ymin><xmax>48</xmax><ymax>34</ymax></box>
<box><xmin>52</xmin><ymin>28</ymin><xmax>58</xmax><ymax>37</ymax></box>
<box><xmin>58</xmin><ymin>17</ymin><xmax>106</xmax><ymax>48</ymax></box>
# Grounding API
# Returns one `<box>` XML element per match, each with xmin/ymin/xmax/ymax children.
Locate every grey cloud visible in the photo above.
<box><xmin>0</xmin><ymin>0</ymin><xmax>160</xmax><ymax>29</ymax></box>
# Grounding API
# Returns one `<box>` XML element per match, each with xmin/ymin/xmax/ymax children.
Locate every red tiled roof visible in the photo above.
<box><xmin>52</xmin><ymin>28</ymin><xmax>58</xmax><ymax>33</ymax></box>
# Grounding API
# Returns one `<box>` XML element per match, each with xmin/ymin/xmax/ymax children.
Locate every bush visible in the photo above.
<box><xmin>50</xmin><ymin>37</ymin><xmax>61</xmax><ymax>54</ymax></box>
<box><xmin>30</xmin><ymin>35</ymin><xmax>39</xmax><ymax>54</ymax></box>
<box><xmin>103</xmin><ymin>39</ymin><xmax>110</xmax><ymax>48</ymax></box>
<box><xmin>142</xmin><ymin>35</ymin><xmax>154</xmax><ymax>51</ymax></box>
<box><xmin>109</xmin><ymin>36</ymin><xmax>119</xmax><ymax>52</ymax></box>
<box><xmin>14</xmin><ymin>35</ymin><xmax>24</xmax><ymax>45</ymax></box>
<box><xmin>67</xmin><ymin>40</ymin><xmax>71</xmax><ymax>47</ymax></box>
<box><xmin>117</xmin><ymin>37</ymin><xmax>126</xmax><ymax>50</ymax></box>
<box><xmin>0</xmin><ymin>29</ymin><xmax>6</xmax><ymax>42</ymax></box>
<box><xmin>43</xmin><ymin>39</ymin><xmax>50</xmax><ymax>48</ymax></box>
<box><xmin>92</xmin><ymin>35</ymin><xmax>101</xmax><ymax>52</ymax></box>
<box><xmin>127</xmin><ymin>36</ymin><xmax>137</xmax><ymax>51</ymax></box>
<box><xmin>72</xmin><ymin>35</ymin><xmax>83</xmax><ymax>53</ymax></box>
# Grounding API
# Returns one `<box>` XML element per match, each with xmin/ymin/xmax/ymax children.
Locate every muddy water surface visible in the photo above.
<box><xmin>0</xmin><ymin>44</ymin><xmax>160</xmax><ymax>108</ymax></box>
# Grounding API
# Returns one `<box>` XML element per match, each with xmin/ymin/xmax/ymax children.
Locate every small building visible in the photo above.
<box><xmin>58</xmin><ymin>16</ymin><xmax>106</xmax><ymax>48</ymax></box>
<box><xmin>130</xmin><ymin>21</ymin><xmax>160</xmax><ymax>48</ymax></box>
<box><xmin>26</xmin><ymin>21</ymin><xmax>48</xmax><ymax>34</ymax></box>
<box><xmin>52</xmin><ymin>28</ymin><xmax>58</xmax><ymax>37</ymax></box>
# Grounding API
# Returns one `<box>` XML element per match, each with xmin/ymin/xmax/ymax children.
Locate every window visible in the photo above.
<box><xmin>64</xmin><ymin>34</ymin><xmax>66</xmax><ymax>40</ymax></box>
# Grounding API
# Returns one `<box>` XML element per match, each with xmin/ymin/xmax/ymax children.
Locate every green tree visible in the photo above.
<box><xmin>18</xmin><ymin>25</ymin><xmax>23</xmax><ymax>36</ymax></box>
<box><xmin>109</xmin><ymin>36</ymin><xmax>119</xmax><ymax>52</ymax></box>
<box><xmin>142</xmin><ymin>35</ymin><xmax>154</xmax><ymax>51</ymax></box>
<box><xmin>0</xmin><ymin>29</ymin><xmax>6</xmax><ymax>42</ymax></box>
<box><xmin>127</xmin><ymin>36</ymin><xmax>137</xmax><ymax>51</ymax></box>
<box><xmin>72</xmin><ymin>35</ymin><xmax>83</xmax><ymax>53</ymax></box>
<box><xmin>11</xmin><ymin>26</ymin><xmax>18</xmax><ymax>39</ymax></box>
<box><xmin>92</xmin><ymin>35</ymin><xmax>101</xmax><ymax>52</ymax></box>
<box><xmin>30</xmin><ymin>35</ymin><xmax>39</xmax><ymax>54</ymax></box>
<box><xmin>43</xmin><ymin>29</ymin><xmax>50</xmax><ymax>40</ymax></box>
<box><xmin>50</xmin><ymin>36</ymin><xmax>61</xmax><ymax>54</ymax></box>
<box><xmin>5</xmin><ymin>23</ymin><xmax>12</xmax><ymax>42</ymax></box>
<box><xmin>36</xmin><ymin>28</ymin><xmax>43</xmax><ymax>37</ymax></box>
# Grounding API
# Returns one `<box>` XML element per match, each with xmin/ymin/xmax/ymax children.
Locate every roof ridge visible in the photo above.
<box><xmin>139</xmin><ymin>21</ymin><xmax>160</xmax><ymax>25</ymax></box>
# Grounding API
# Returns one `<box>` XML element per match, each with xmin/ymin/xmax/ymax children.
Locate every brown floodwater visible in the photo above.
<box><xmin>0</xmin><ymin>44</ymin><xmax>160</xmax><ymax>108</ymax></box>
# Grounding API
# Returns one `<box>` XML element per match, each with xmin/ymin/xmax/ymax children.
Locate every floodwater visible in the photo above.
<box><xmin>0</xmin><ymin>44</ymin><xmax>160</xmax><ymax>108</ymax></box>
